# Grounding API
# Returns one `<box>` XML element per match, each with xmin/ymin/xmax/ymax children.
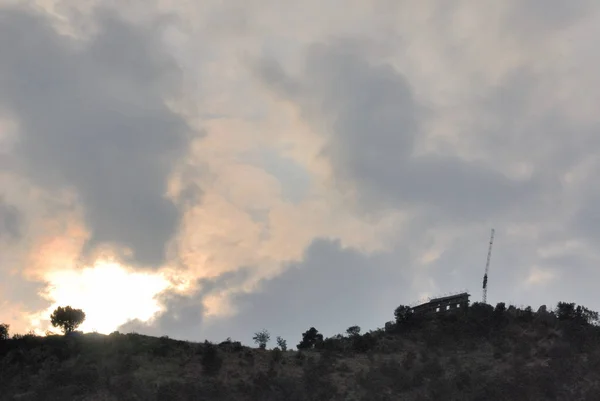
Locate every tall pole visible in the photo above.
<box><xmin>482</xmin><ymin>228</ymin><xmax>495</xmax><ymax>304</ymax></box>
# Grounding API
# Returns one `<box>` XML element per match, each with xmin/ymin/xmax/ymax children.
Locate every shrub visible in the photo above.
<box><xmin>200</xmin><ymin>341</ymin><xmax>223</xmax><ymax>376</ymax></box>
<box><xmin>469</xmin><ymin>302</ymin><xmax>494</xmax><ymax>319</ymax></box>
<box><xmin>554</xmin><ymin>301</ymin><xmax>599</xmax><ymax>325</ymax></box>
<box><xmin>295</xmin><ymin>350</ymin><xmax>306</xmax><ymax>365</ymax></box>
<box><xmin>242</xmin><ymin>349</ymin><xmax>255</xmax><ymax>366</ymax></box>
<box><xmin>152</xmin><ymin>336</ymin><xmax>173</xmax><ymax>357</ymax></box>
<box><xmin>346</xmin><ymin>326</ymin><xmax>361</xmax><ymax>336</ymax></box>
<box><xmin>321</xmin><ymin>336</ymin><xmax>345</xmax><ymax>352</ymax></box>
<box><xmin>0</xmin><ymin>323</ymin><xmax>9</xmax><ymax>340</ymax></box>
<box><xmin>272</xmin><ymin>347</ymin><xmax>283</xmax><ymax>363</ymax></box>
<box><xmin>394</xmin><ymin>305</ymin><xmax>414</xmax><ymax>326</ymax></box>
<box><xmin>276</xmin><ymin>336</ymin><xmax>287</xmax><ymax>351</ymax></box>
<box><xmin>302</xmin><ymin>356</ymin><xmax>339</xmax><ymax>399</ymax></box>
<box><xmin>517</xmin><ymin>306</ymin><xmax>534</xmax><ymax>323</ymax></box>
<box><xmin>455</xmin><ymin>369</ymin><xmax>472</xmax><ymax>391</ymax></box>
<box><xmin>494</xmin><ymin>302</ymin><xmax>507</xmax><ymax>314</ymax></box>
<box><xmin>219</xmin><ymin>338</ymin><xmax>243</xmax><ymax>353</ymax></box>
<box><xmin>352</xmin><ymin>332</ymin><xmax>377</xmax><ymax>353</ymax></box>
<box><xmin>402</xmin><ymin>350</ymin><xmax>417</xmax><ymax>370</ymax></box>
<box><xmin>384</xmin><ymin>321</ymin><xmax>396</xmax><ymax>333</ymax></box>
<box><xmin>418</xmin><ymin>357</ymin><xmax>444</xmax><ymax>381</ymax></box>
<box><xmin>297</xmin><ymin>327</ymin><xmax>323</xmax><ymax>350</ymax></box>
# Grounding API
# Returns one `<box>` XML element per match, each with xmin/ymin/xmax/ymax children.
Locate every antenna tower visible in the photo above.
<box><xmin>482</xmin><ymin>228</ymin><xmax>495</xmax><ymax>304</ymax></box>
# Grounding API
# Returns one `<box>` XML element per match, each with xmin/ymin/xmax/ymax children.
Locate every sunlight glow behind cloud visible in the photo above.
<box><xmin>33</xmin><ymin>261</ymin><xmax>170</xmax><ymax>334</ymax></box>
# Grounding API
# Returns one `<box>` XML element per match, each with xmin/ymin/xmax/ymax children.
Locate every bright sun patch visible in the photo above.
<box><xmin>32</xmin><ymin>261</ymin><xmax>171</xmax><ymax>334</ymax></box>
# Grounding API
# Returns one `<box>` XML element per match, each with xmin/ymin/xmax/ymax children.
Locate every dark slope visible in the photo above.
<box><xmin>1</xmin><ymin>302</ymin><xmax>599</xmax><ymax>401</ymax></box>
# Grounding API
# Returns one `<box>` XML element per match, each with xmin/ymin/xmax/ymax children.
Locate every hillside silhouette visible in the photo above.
<box><xmin>1</xmin><ymin>301</ymin><xmax>599</xmax><ymax>400</ymax></box>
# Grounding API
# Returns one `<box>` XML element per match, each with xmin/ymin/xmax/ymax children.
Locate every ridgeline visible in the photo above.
<box><xmin>1</xmin><ymin>301</ymin><xmax>599</xmax><ymax>400</ymax></box>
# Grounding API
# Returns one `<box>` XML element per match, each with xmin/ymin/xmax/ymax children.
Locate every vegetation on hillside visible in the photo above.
<box><xmin>1</xmin><ymin>301</ymin><xmax>599</xmax><ymax>400</ymax></box>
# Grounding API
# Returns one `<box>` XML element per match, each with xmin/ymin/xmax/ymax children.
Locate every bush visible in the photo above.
<box><xmin>358</xmin><ymin>358</ymin><xmax>413</xmax><ymax>395</ymax></box>
<box><xmin>321</xmin><ymin>336</ymin><xmax>345</xmax><ymax>353</ymax></box>
<box><xmin>0</xmin><ymin>323</ymin><xmax>9</xmax><ymax>340</ymax></box>
<box><xmin>346</xmin><ymin>326</ymin><xmax>361</xmax><ymax>336</ymax></box>
<box><xmin>152</xmin><ymin>336</ymin><xmax>173</xmax><ymax>357</ymax></box>
<box><xmin>394</xmin><ymin>305</ymin><xmax>414</xmax><ymax>326</ymax></box>
<box><xmin>200</xmin><ymin>341</ymin><xmax>223</xmax><ymax>376</ymax></box>
<box><xmin>455</xmin><ymin>369</ymin><xmax>472</xmax><ymax>391</ymax></box>
<box><xmin>297</xmin><ymin>327</ymin><xmax>323</xmax><ymax>350</ymax></box>
<box><xmin>469</xmin><ymin>302</ymin><xmax>494</xmax><ymax>319</ymax></box>
<box><xmin>554</xmin><ymin>301</ymin><xmax>599</xmax><ymax>325</ymax></box>
<box><xmin>517</xmin><ymin>306</ymin><xmax>534</xmax><ymax>323</ymax></box>
<box><xmin>352</xmin><ymin>332</ymin><xmax>377</xmax><ymax>353</ymax></box>
<box><xmin>494</xmin><ymin>302</ymin><xmax>506</xmax><ymax>315</ymax></box>
<box><xmin>272</xmin><ymin>347</ymin><xmax>283</xmax><ymax>363</ymax></box>
<box><xmin>418</xmin><ymin>357</ymin><xmax>444</xmax><ymax>381</ymax></box>
<box><xmin>302</xmin><ymin>356</ymin><xmax>339</xmax><ymax>399</ymax></box>
<box><xmin>276</xmin><ymin>336</ymin><xmax>287</xmax><ymax>351</ymax></box>
<box><xmin>219</xmin><ymin>338</ymin><xmax>243</xmax><ymax>353</ymax></box>
<box><xmin>402</xmin><ymin>350</ymin><xmax>417</xmax><ymax>370</ymax></box>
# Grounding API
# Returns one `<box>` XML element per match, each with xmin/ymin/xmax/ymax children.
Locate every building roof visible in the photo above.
<box><xmin>411</xmin><ymin>292</ymin><xmax>471</xmax><ymax>311</ymax></box>
<box><xmin>429</xmin><ymin>292</ymin><xmax>470</xmax><ymax>304</ymax></box>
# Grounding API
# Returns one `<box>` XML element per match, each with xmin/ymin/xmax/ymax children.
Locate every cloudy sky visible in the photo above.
<box><xmin>1</xmin><ymin>0</ymin><xmax>600</xmax><ymax>346</ymax></box>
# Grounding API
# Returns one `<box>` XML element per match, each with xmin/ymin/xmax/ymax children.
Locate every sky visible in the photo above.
<box><xmin>1</xmin><ymin>0</ymin><xmax>600</xmax><ymax>346</ymax></box>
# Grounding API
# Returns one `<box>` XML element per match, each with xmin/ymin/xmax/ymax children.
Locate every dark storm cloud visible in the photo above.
<box><xmin>256</xmin><ymin>42</ymin><xmax>538</xmax><ymax>221</ymax></box>
<box><xmin>119</xmin><ymin>269</ymin><xmax>251</xmax><ymax>340</ymax></box>
<box><xmin>197</xmin><ymin>239</ymin><xmax>412</xmax><ymax>346</ymax></box>
<box><xmin>0</xmin><ymin>5</ymin><xmax>192</xmax><ymax>267</ymax></box>
<box><xmin>117</xmin><ymin>239</ymin><xmax>412</xmax><ymax>344</ymax></box>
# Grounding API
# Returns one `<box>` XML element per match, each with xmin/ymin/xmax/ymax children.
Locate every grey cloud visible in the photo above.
<box><xmin>0</xmin><ymin>6</ymin><xmax>192</xmax><ymax>267</ymax></box>
<box><xmin>0</xmin><ymin>274</ymin><xmax>49</xmax><ymax>312</ymax></box>
<box><xmin>117</xmin><ymin>239</ymin><xmax>413</xmax><ymax>344</ymax></box>
<box><xmin>256</xmin><ymin>42</ymin><xmax>538</xmax><ymax>221</ymax></box>
<box><xmin>0</xmin><ymin>198</ymin><xmax>20</xmax><ymax>240</ymax></box>
<box><xmin>473</xmin><ymin>69</ymin><xmax>600</xmax><ymax>227</ymax></box>
<box><xmin>197</xmin><ymin>239</ymin><xmax>412</xmax><ymax>346</ymax></box>
<box><xmin>475</xmin><ymin>69</ymin><xmax>597</xmax><ymax>175</ymax></box>
<box><xmin>571</xmin><ymin>190</ymin><xmax>600</xmax><ymax>249</ymax></box>
<box><xmin>394</xmin><ymin>156</ymin><xmax>539</xmax><ymax>222</ymax></box>
<box><xmin>508</xmin><ymin>0</ymin><xmax>592</xmax><ymax>33</ymax></box>
<box><xmin>0</xmin><ymin>197</ymin><xmax>49</xmax><ymax>317</ymax></box>
<box><xmin>119</xmin><ymin>269</ymin><xmax>251</xmax><ymax>340</ymax></box>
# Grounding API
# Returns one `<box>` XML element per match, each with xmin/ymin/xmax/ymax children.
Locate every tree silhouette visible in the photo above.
<box><xmin>276</xmin><ymin>336</ymin><xmax>287</xmax><ymax>351</ymax></box>
<box><xmin>394</xmin><ymin>305</ymin><xmax>414</xmax><ymax>325</ymax></box>
<box><xmin>575</xmin><ymin>305</ymin><xmax>599</xmax><ymax>325</ymax></box>
<box><xmin>555</xmin><ymin>302</ymin><xmax>577</xmax><ymax>321</ymax></box>
<box><xmin>50</xmin><ymin>306</ymin><xmax>86</xmax><ymax>334</ymax></box>
<box><xmin>297</xmin><ymin>327</ymin><xmax>323</xmax><ymax>350</ymax></box>
<box><xmin>253</xmin><ymin>329</ymin><xmax>270</xmax><ymax>350</ymax></box>
<box><xmin>0</xmin><ymin>323</ymin><xmax>8</xmax><ymax>340</ymax></box>
<box><xmin>556</xmin><ymin>302</ymin><xmax>599</xmax><ymax>325</ymax></box>
<box><xmin>494</xmin><ymin>302</ymin><xmax>506</xmax><ymax>314</ymax></box>
<box><xmin>346</xmin><ymin>326</ymin><xmax>361</xmax><ymax>336</ymax></box>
